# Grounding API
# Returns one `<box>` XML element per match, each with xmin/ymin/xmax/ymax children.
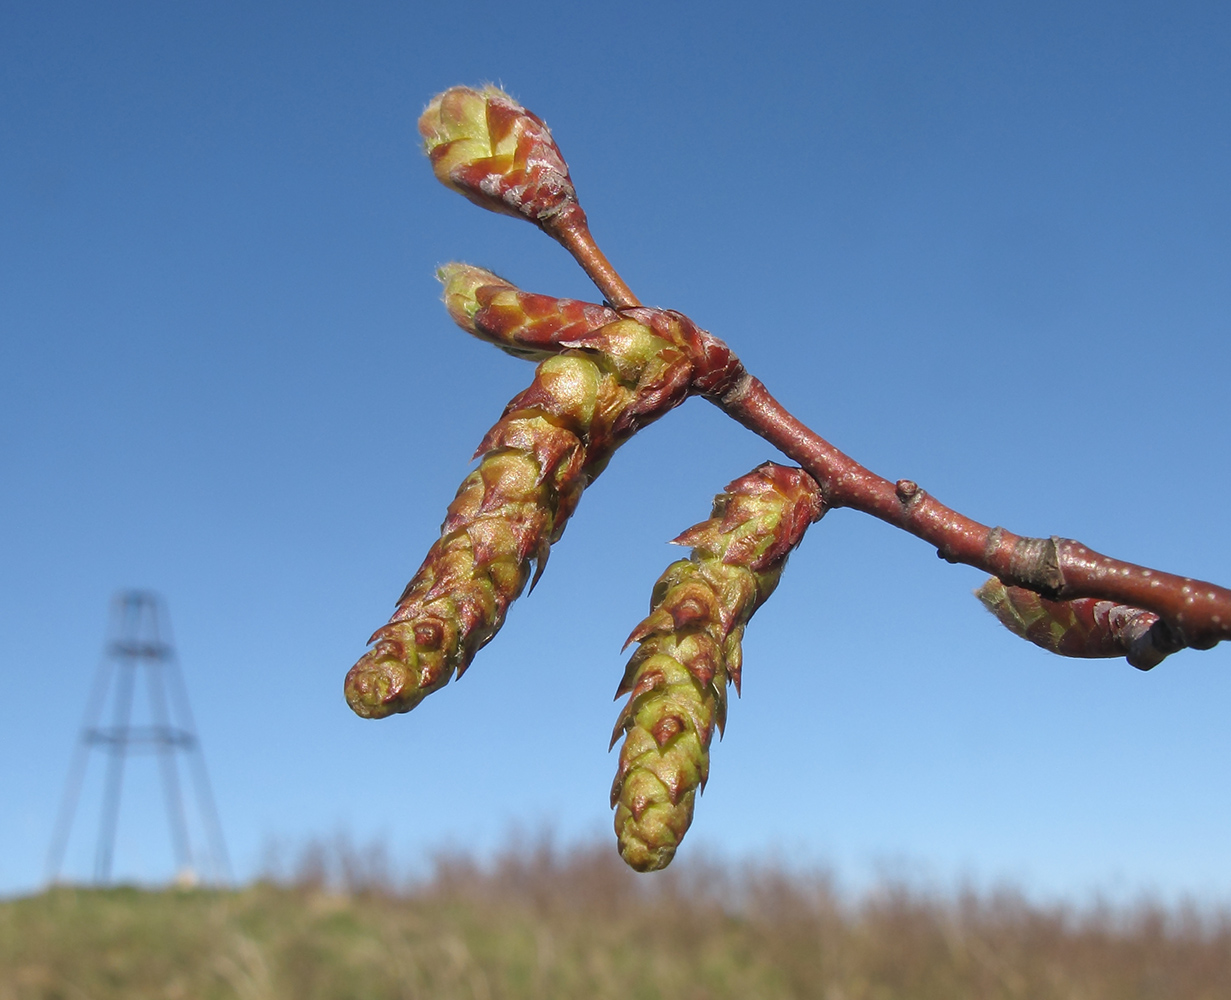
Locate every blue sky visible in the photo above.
<box><xmin>2</xmin><ymin>1</ymin><xmax>1229</xmax><ymax>900</ymax></box>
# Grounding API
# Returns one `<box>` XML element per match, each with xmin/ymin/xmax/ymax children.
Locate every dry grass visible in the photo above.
<box><xmin>3</xmin><ymin>838</ymin><xmax>1230</xmax><ymax>999</ymax></box>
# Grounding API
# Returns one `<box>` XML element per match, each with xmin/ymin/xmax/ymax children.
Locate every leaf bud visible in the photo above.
<box><xmin>419</xmin><ymin>85</ymin><xmax>581</xmax><ymax>226</ymax></box>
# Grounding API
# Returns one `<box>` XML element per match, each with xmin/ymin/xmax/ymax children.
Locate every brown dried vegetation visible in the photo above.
<box><xmin>4</xmin><ymin>839</ymin><xmax>1229</xmax><ymax>1000</ymax></box>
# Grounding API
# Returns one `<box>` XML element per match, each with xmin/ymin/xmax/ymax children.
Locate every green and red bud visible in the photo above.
<box><xmin>439</xmin><ymin>262</ymin><xmax>620</xmax><ymax>361</ymax></box>
<box><xmin>419</xmin><ymin>86</ymin><xmax>581</xmax><ymax>227</ymax></box>
<box><xmin>612</xmin><ymin>463</ymin><xmax>823</xmax><ymax>871</ymax></box>
<box><xmin>976</xmin><ymin>578</ymin><xmax>1179</xmax><ymax>670</ymax></box>
<box><xmin>346</xmin><ymin>278</ymin><xmax>707</xmax><ymax>720</ymax></box>
<box><xmin>437</xmin><ymin>265</ymin><xmax>744</xmax><ymax>416</ymax></box>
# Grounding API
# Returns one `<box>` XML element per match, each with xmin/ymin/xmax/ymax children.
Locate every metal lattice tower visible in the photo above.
<box><xmin>46</xmin><ymin>591</ymin><xmax>231</xmax><ymax>886</ymax></box>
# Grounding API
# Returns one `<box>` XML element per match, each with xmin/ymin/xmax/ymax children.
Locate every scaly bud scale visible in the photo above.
<box><xmin>419</xmin><ymin>86</ymin><xmax>580</xmax><ymax>226</ymax></box>
<box><xmin>345</xmin><ymin>276</ymin><xmax>703</xmax><ymax>719</ymax></box>
<box><xmin>975</xmin><ymin>577</ymin><xmax>1174</xmax><ymax>669</ymax></box>
<box><xmin>611</xmin><ymin>464</ymin><xmax>823</xmax><ymax>871</ymax></box>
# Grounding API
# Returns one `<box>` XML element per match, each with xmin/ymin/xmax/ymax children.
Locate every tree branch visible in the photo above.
<box><xmin>548</xmin><ymin>210</ymin><xmax>641</xmax><ymax>311</ymax></box>
<box><xmin>718</xmin><ymin>376</ymin><xmax>1231</xmax><ymax>650</ymax></box>
<box><xmin>558</xmin><ymin>205</ymin><xmax>1230</xmax><ymax>655</ymax></box>
<box><xmin>417</xmin><ymin>83</ymin><xmax>1228</xmax><ymax>661</ymax></box>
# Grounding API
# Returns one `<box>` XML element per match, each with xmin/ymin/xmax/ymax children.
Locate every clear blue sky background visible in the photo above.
<box><xmin>3</xmin><ymin>1</ymin><xmax>1229</xmax><ymax>901</ymax></box>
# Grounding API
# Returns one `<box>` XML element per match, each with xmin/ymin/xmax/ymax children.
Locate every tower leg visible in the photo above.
<box><xmin>94</xmin><ymin>653</ymin><xmax>136</xmax><ymax>883</ymax></box>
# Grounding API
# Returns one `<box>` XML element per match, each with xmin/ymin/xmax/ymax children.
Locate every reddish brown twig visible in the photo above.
<box><xmin>557</xmin><ymin>212</ymin><xmax>1231</xmax><ymax>658</ymax></box>
<box><xmin>547</xmin><ymin>212</ymin><xmax>641</xmax><ymax>310</ymax></box>
<box><xmin>717</xmin><ymin>376</ymin><xmax>1231</xmax><ymax>651</ymax></box>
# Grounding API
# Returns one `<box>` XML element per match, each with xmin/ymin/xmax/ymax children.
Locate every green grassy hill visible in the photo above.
<box><xmin>4</xmin><ymin>844</ymin><xmax>1228</xmax><ymax>999</ymax></box>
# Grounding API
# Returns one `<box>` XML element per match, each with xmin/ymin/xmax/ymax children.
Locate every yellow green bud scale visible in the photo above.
<box><xmin>611</xmin><ymin>463</ymin><xmax>823</xmax><ymax>871</ymax></box>
<box><xmin>345</xmin><ymin>273</ymin><xmax>703</xmax><ymax>719</ymax></box>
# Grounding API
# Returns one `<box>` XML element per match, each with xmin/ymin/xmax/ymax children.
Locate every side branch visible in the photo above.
<box><xmin>550</xmin><ymin>211</ymin><xmax>641</xmax><ymax>311</ymax></box>
<box><xmin>718</xmin><ymin>376</ymin><xmax>1231</xmax><ymax>651</ymax></box>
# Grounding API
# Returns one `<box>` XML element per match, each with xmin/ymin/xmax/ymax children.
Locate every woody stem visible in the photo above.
<box><xmin>718</xmin><ymin>374</ymin><xmax>1231</xmax><ymax>650</ymax></box>
<box><xmin>549</xmin><ymin>210</ymin><xmax>641</xmax><ymax>310</ymax></box>
<box><xmin>556</xmin><ymin>203</ymin><xmax>1231</xmax><ymax>652</ymax></box>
